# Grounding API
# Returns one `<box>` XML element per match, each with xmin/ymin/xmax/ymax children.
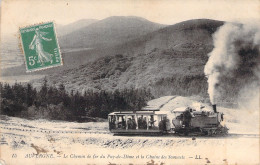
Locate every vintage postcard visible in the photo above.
<box><xmin>0</xmin><ymin>0</ymin><xmax>259</xmax><ymax>164</ymax></box>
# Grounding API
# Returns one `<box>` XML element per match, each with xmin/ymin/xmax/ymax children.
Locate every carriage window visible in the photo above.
<box><xmin>109</xmin><ymin>115</ymin><xmax>116</xmax><ymax>130</ymax></box>
<box><xmin>148</xmin><ymin>115</ymin><xmax>158</xmax><ymax>129</ymax></box>
<box><xmin>137</xmin><ymin>115</ymin><xmax>148</xmax><ymax>129</ymax></box>
<box><xmin>126</xmin><ymin>115</ymin><xmax>137</xmax><ymax>129</ymax></box>
<box><xmin>158</xmin><ymin>115</ymin><xmax>170</xmax><ymax>131</ymax></box>
<box><xmin>117</xmin><ymin>115</ymin><xmax>126</xmax><ymax>129</ymax></box>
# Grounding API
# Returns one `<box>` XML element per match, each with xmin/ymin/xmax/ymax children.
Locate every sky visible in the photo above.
<box><xmin>1</xmin><ymin>0</ymin><xmax>260</xmax><ymax>35</ymax></box>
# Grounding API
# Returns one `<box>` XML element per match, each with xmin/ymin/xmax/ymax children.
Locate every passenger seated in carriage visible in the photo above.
<box><xmin>138</xmin><ymin>115</ymin><xmax>148</xmax><ymax>129</ymax></box>
<box><xmin>109</xmin><ymin>116</ymin><xmax>116</xmax><ymax>130</ymax></box>
<box><xmin>159</xmin><ymin>116</ymin><xmax>170</xmax><ymax>132</ymax></box>
<box><xmin>117</xmin><ymin>116</ymin><xmax>126</xmax><ymax>129</ymax></box>
<box><xmin>127</xmin><ymin>116</ymin><xmax>137</xmax><ymax>129</ymax></box>
<box><xmin>149</xmin><ymin>115</ymin><xmax>156</xmax><ymax>129</ymax></box>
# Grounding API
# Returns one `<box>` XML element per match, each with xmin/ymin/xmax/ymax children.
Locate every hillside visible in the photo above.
<box><xmin>111</xmin><ymin>19</ymin><xmax>224</xmax><ymax>55</ymax></box>
<box><xmin>42</xmin><ymin>49</ymin><xmax>208</xmax><ymax>98</ymax></box>
<box><xmin>59</xmin><ymin>16</ymin><xmax>166</xmax><ymax>49</ymax></box>
<box><xmin>3</xmin><ymin>18</ymin><xmax>225</xmax><ymax>99</ymax></box>
<box><xmin>58</xmin><ymin>19</ymin><xmax>223</xmax><ymax>70</ymax></box>
<box><xmin>33</xmin><ymin>19</ymin><xmax>224</xmax><ymax>97</ymax></box>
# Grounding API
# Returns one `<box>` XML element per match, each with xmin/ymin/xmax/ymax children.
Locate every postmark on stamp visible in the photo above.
<box><xmin>19</xmin><ymin>22</ymin><xmax>62</xmax><ymax>72</ymax></box>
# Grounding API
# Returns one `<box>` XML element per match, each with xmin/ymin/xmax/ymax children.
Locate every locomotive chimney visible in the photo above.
<box><xmin>212</xmin><ymin>104</ymin><xmax>217</xmax><ymax>113</ymax></box>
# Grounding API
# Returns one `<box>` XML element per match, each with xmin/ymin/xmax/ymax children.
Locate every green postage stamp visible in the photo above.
<box><xmin>20</xmin><ymin>22</ymin><xmax>62</xmax><ymax>72</ymax></box>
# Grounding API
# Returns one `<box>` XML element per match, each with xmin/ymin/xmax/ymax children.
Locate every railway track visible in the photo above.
<box><xmin>0</xmin><ymin>125</ymin><xmax>111</xmax><ymax>135</ymax></box>
<box><xmin>1</xmin><ymin>125</ymin><xmax>258</xmax><ymax>138</ymax></box>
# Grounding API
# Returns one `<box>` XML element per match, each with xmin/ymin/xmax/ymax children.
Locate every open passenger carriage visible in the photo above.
<box><xmin>108</xmin><ymin>110</ymin><xmax>170</xmax><ymax>135</ymax></box>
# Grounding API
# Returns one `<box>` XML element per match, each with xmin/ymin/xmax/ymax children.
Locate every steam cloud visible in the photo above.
<box><xmin>204</xmin><ymin>22</ymin><xmax>260</xmax><ymax>105</ymax></box>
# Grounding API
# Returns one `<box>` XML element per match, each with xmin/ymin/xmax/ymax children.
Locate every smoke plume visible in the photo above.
<box><xmin>204</xmin><ymin>22</ymin><xmax>260</xmax><ymax>105</ymax></box>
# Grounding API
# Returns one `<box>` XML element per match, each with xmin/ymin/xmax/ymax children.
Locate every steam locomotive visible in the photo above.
<box><xmin>108</xmin><ymin>104</ymin><xmax>228</xmax><ymax>136</ymax></box>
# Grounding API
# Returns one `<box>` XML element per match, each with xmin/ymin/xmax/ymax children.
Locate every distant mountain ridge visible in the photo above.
<box><xmin>59</xmin><ymin>16</ymin><xmax>166</xmax><ymax>49</ymax></box>
<box><xmin>56</xmin><ymin>19</ymin><xmax>98</xmax><ymax>36</ymax></box>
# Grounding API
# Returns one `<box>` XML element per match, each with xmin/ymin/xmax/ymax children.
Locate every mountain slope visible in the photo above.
<box><xmin>57</xmin><ymin>19</ymin><xmax>223</xmax><ymax>70</ymax></box>
<box><xmin>44</xmin><ymin>48</ymin><xmax>208</xmax><ymax>96</ymax></box>
<box><xmin>110</xmin><ymin>19</ymin><xmax>224</xmax><ymax>55</ymax></box>
<box><xmin>59</xmin><ymin>16</ymin><xmax>166</xmax><ymax>49</ymax></box>
<box><xmin>59</xmin><ymin>19</ymin><xmax>224</xmax><ymax>69</ymax></box>
<box><xmin>39</xmin><ymin>19</ymin><xmax>225</xmax><ymax>98</ymax></box>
